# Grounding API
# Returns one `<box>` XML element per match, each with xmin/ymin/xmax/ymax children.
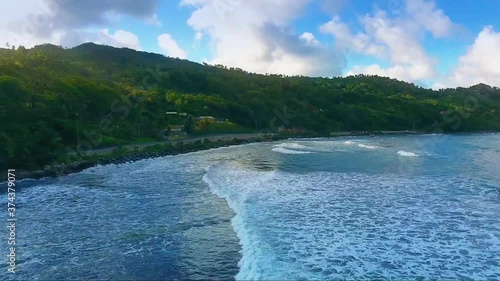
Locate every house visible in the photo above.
<box><xmin>165</xmin><ymin>112</ymin><xmax>178</xmax><ymax>115</ymax></box>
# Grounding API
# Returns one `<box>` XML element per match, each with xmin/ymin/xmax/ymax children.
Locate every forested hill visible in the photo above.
<box><xmin>1</xmin><ymin>43</ymin><xmax>500</xmax><ymax>169</ymax></box>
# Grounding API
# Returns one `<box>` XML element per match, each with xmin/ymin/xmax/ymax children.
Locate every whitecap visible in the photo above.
<box><xmin>274</xmin><ymin>143</ymin><xmax>310</xmax><ymax>150</ymax></box>
<box><xmin>272</xmin><ymin>147</ymin><xmax>312</xmax><ymax>155</ymax></box>
<box><xmin>286</xmin><ymin>141</ymin><xmax>347</xmax><ymax>153</ymax></box>
<box><xmin>204</xmin><ymin>160</ymin><xmax>499</xmax><ymax>281</ymax></box>
<box><xmin>398</xmin><ymin>150</ymin><xmax>419</xmax><ymax>157</ymax></box>
<box><xmin>203</xmin><ymin>164</ymin><xmax>279</xmax><ymax>280</ymax></box>
<box><xmin>358</xmin><ymin>144</ymin><xmax>379</xmax><ymax>149</ymax></box>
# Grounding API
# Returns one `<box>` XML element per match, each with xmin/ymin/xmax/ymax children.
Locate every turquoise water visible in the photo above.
<box><xmin>1</xmin><ymin>134</ymin><xmax>499</xmax><ymax>280</ymax></box>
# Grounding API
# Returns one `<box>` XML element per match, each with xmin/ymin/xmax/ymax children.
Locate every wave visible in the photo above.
<box><xmin>203</xmin><ymin>164</ymin><xmax>278</xmax><ymax>280</ymax></box>
<box><xmin>274</xmin><ymin>142</ymin><xmax>310</xmax><ymax>150</ymax></box>
<box><xmin>272</xmin><ymin>143</ymin><xmax>315</xmax><ymax>154</ymax></box>
<box><xmin>272</xmin><ymin>147</ymin><xmax>312</xmax><ymax>155</ymax></box>
<box><xmin>287</xmin><ymin>141</ymin><xmax>347</xmax><ymax>153</ymax></box>
<box><xmin>344</xmin><ymin>140</ymin><xmax>379</xmax><ymax>149</ymax></box>
<box><xmin>398</xmin><ymin>150</ymin><xmax>420</xmax><ymax>157</ymax></box>
<box><xmin>203</xmin><ymin>164</ymin><xmax>499</xmax><ymax>280</ymax></box>
<box><xmin>358</xmin><ymin>144</ymin><xmax>379</xmax><ymax>149</ymax></box>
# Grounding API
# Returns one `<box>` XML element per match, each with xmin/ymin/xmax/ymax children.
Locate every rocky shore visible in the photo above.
<box><xmin>13</xmin><ymin>129</ymin><xmax>463</xmax><ymax>181</ymax></box>
<box><xmin>15</xmin><ymin>134</ymin><xmax>288</xmax><ymax>181</ymax></box>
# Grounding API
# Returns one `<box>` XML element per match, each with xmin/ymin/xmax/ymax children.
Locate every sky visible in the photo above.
<box><xmin>1</xmin><ymin>0</ymin><xmax>499</xmax><ymax>89</ymax></box>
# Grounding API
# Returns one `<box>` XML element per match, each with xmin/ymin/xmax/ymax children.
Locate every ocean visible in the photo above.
<box><xmin>1</xmin><ymin>134</ymin><xmax>499</xmax><ymax>280</ymax></box>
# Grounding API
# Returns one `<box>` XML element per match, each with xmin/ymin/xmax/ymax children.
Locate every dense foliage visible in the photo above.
<box><xmin>1</xmin><ymin>43</ymin><xmax>499</xmax><ymax>169</ymax></box>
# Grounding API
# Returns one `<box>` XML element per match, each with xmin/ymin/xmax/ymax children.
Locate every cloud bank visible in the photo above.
<box><xmin>158</xmin><ymin>33</ymin><xmax>187</xmax><ymax>59</ymax></box>
<box><xmin>435</xmin><ymin>26</ymin><xmax>500</xmax><ymax>88</ymax></box>
<box><xmin>180</xmin><ymin>0</ymin><xmax>346</xmax><ymax>77</ymax></box>
<box><xmin>0</xmin><ymin>0</ymin><xmax>160</xmax><ymax>49</ymax></box>
<box><xmin>321</xmin><ymin>0</ymin><xmax>455</xmax><ymax>84</ymax></box>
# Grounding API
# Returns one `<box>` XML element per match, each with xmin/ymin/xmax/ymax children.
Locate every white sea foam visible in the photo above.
<box><xmin>358</xmin><ymin>144</ymin><xmax>379</xmax><ymax>149</ymax></box>
<box><xmin>274</xmin><ymin>142</ymin><xmax>310</xmax><ymax>150</ymax></box>
<box><xmin>344</xmin><ymin>140</ymin><xmax>379</xmax><ymax>149</ymax></box>
<box><xmin>204</xmin><ymin>164</ymin><xmax>499</xmax><ymax>280</ymax></box>
<box><xmin>272</xmin><ymin>147</ymin><xmax>312</xmax><ymax>155</ymax></box>
<box><xmin>287</xmin><ymin>141</ymin><xmax>348</xmax><ymax>153</ymax></box>
<box><xmin>15</xmin><ymin>135</ymin><xmax>500</xmax><ymax>281</ymax></box>
<box><xmin>272</xmin><ymin>143</ymin><xmax>314</xmax><ymax>154</ymax></box>
<box><xmin>397</xmin><ymin>150</ymin><xmax>420</xmax><ymax>157</ymax></box>
<box><xmin>203</xmin><ymin>164</ymin><xmax>278</xmax><ymax>280</ymax></box>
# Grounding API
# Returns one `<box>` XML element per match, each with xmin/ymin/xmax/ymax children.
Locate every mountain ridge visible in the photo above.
<box><xmin>0</xmin><ymin>42</ymin><xmax>499</xmax><ymax>169</ymax></box>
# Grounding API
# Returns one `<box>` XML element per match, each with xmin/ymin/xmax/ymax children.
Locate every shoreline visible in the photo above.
<box><xmin>14</xmin><ymin>133</ymin><xmax>287</xmax><ymax>181</ymax></box>
<box><xmin>11</xmin><ymin>130</ymin><xmax>499</xmax><ymax>181</ymax></box>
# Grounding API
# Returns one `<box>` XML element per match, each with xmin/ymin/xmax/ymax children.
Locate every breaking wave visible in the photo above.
<box><xmin>398</xmin><ymin>150</ymin><xmax>420</xmax><ymax>157</ymax></box>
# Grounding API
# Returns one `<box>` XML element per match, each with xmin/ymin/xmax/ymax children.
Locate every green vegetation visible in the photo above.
<box><xmin>1</xmin><ymin>43</ymin><xmax>499</xmax><ymax>170</ymax></box>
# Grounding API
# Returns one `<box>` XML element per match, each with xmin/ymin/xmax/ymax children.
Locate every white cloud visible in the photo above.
<box><xmin>0</xmin><ymin>0</ymin><xmax>159</xmax><ymax>48</ymax></box>
<box><xmin>97</xmin><ymin>29</ymin><xmax>141</xmax><ymax>50</ymax></box>
<box><xmin>54</xmin><ymin>28</ymin><xmax>141</xmax><ymax>50</ymax></box>
<box><xmin>434</xmin><ymin>26</ymin><xmax>500</xmax><ymax>88</ymax></box>
<box><xmin>320</xmin><ymin>16</ymin><xmax>386</xmax><ymax>58</ymax></box>
<box><xmin>194</xmin><ymin>32</ymin><xmax>203</xmax><ymax>41</ymax></box>
<box><xmin>299</xmin><ymin>32</ymin><xmax>320</xmax><ymax>46</ymax></box>
<box><xmin>347</xmin><ymin>63</ymin><xmax>435</xmax><ymax>83</ymax></box>
<box><xmin>405</xmin><ymin>0</ymin><xmax>455</xmax><ymax>38</ymax></box>
<box><xmin>157</xmin><ymin>33</ymin><xmax>187</xmax><ymax>59</ymax></box>
<box><xmin>321</xmin><ymin>0</ymin><xmax>453</xmax><ymax>83</ymax></box>
<box><xmin>180</xmin><ymin>0</ymin><xmax>345</xmax><ymax>77</ymax></box>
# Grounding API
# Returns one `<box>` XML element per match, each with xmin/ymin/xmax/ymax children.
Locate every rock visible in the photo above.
<box><xmin>32</xmin><ymin>170</ymin><xmax>46</xmax><ymax>179</ymax></box>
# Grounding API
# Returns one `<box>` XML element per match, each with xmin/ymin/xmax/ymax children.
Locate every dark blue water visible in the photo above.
<box><xmin>1</xmin><ymin>134</ymin><xmax>499</xmax><ymax>280</ymax></box>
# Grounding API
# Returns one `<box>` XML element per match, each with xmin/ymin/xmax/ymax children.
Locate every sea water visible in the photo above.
<box><xmin>1</xmin><ymin>134</ymin><xmax>499</xmax><ymax>280</ymax></box>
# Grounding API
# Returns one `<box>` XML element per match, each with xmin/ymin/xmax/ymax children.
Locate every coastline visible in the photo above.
<box><xmin>11</xmin><ymin>130</ymin><xmax>498</xmax><ymax>181</ymax></box>
<box><xmin>14</xmin><ymin>133</ymin><xmax>287</xmax><ymax>181</ymax></box>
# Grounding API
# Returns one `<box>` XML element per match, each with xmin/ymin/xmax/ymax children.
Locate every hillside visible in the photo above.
<box><xmin>1</xmin><ymin>43</ymin><xmax>499</xmax><ymax>169</ymax></box>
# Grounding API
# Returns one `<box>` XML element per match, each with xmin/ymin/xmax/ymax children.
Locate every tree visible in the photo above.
<box><xmin>184</xmin><ymin>116</ymin><xmax>195</xmax><ymax>134</ymax></box>
<box><xmin>0</xmin><ymin>43</ymin><xmax>499</xmax><ymax>170</ymax></box>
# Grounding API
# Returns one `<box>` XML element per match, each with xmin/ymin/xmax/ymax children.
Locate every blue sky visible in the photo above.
<box><xmin>1</xmin><ymin>0</ymin><xmax>499</xmax><ymax>88</ymax></box>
